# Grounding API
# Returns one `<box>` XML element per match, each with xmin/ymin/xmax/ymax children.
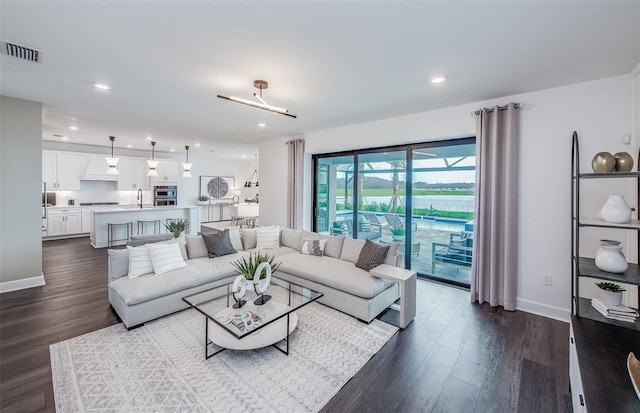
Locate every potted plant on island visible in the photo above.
<box><xmin>198</xmin><ymin>195</ymin><xmax>210</xmax><ymax>205</ymax></box>
<box><xmin>164</xmin><ymin>220</ymin><xmax>190</xmax><ymax>238</ymax></box>
<box><xmin>391</xmin><ymin>225</ymin><xmax>405</xmax><ymax>241</ymax></box>
<box><xmin>595</xmin><ymin>281</ymin><xmax>626</xmax><ymax>307</ymax></box>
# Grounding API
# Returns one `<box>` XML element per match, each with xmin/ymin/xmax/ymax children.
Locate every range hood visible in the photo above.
<box><xmin>81</xmin><ymin>156</ymin><xmax>118</xmax><ymax>181</ymax></box>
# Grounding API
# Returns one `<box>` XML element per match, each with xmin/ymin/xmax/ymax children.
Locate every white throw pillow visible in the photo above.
<box><xmin>147</xmin><ymin>241</ymin><xmax>187</xmax><ymax>275</ymax></box>
<box><xmin>227</xmin><ymin>226</ymin><xmax>243</xmax><ymax>251</ymax></box>
<box><xmin>256</xmin><ymin>226</ymin><xmax>280</xmax><ymax>249</ymax></box>
<box><xmin>340</xmin><ymin>237</ymin><xmax>366</xmax><ymax>263</ymax></box>
<box><xmin>127</xmin><ymin>245</ymin><xmax>154</xmax><ymax>278</ymax></box>
<box><xmin>301</xmin><ymin>238</ymin><xmax>326</xmax><ymax>256</ymax></box>
<box><xmin>240</xmin><ymin>228</ymin><xmax>257</xmax><ymax>250</ymax></box>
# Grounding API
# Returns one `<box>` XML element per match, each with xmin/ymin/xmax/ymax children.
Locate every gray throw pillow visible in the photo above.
<box><xmin>202</xmin><ymin>229</ymin><xmax>237</xmax><ymax>258</ymax></box>
<box><xmin>355</xmin><ymin>239</ymin><xmax>390</xmax><ymax>272</ymax></box>
<box><xmin>127</xmin><ymin>233</ymin><xmax>173</xmax><ymax>247</ymax></box>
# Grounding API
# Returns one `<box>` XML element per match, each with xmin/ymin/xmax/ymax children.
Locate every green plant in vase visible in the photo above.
<box><xmin>231</xmin><ymin>252</ymin><xmax>281</xmax><ymax>280</ymax></box>
<box><xmin>595</xmin><ymin>281</ymin><xmax>626</xmax><ymax>307</ymax></box>
<box><xmin>164</xmin><ymin>220</ymin><xmax>190</xmax><ymax>238</ymax></box>
<box><xmin>198</xmin><ymin>195</ymin><xmax>210</xmax><ymax>204</ymax></box>
<box><xmin>391</xmin><ymin>225</ymin><xmax>405</xmax><ymax>240</ymax></box>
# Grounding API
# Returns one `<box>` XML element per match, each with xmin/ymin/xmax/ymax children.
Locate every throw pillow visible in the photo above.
<box><xmin>340</xmin><ymin>237</ymin><xmax>366</xmax><ymax>263</ymax></box>
<box><xmin>127</xmin><ymin>245</ymin><xmax>154</xmax><ymax>278</ymax></box>
<box><xmin>355</xmin><ymin>240</ymin><xmax>391</xmax><ymax>272</ymax></box>
<box><xmin>185</xmin><ymin>234</ymin><xmax>208</xmax><ymax>259</ymax></box>
<box><xmin>108</xmin><ymin>248</ymin><xmax>129</xmax><ymax>280</ymax></box>
<box><xmin>256</xmin><ymin>226</ymin><xmax>281</xmax><ymax>249</ymax></box>
<box><xmin>301</xmin><ymin>238</ymin><xmax>326</xmax><ymax>256</ymax></box>
<box><xmin>202</xmin><ymin>230</ymin><xmax>237</xmax><ymax>258</ymax></box>
<box><xmin>227</xmin><ymin>226</ymin><xmax>243</xmax><ymax>251</ymax></box>
<box><xmin>160</xmin><ymin>233</ymin><xmax>188</xmax><ymax>261</ymax></box>
<box><xmin>240</xmin><ymin>228</ymin><xmax>257</xmax><ymax>250</ymax></box>
<box><xmin>147</xmin><ymin>241</ymin><xmax>187</xmax><ymax>275</ymax></box>
<box><xmin>127</xmin><ymin>233</ymin><xmax>173</xmax><ymax>247</ymax></box>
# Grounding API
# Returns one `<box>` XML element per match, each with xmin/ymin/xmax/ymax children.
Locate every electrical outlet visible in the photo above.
<box><xmin>543</xmin><ymin>275</ymin><xmax>553</xmax><ymax>286</ymax></box>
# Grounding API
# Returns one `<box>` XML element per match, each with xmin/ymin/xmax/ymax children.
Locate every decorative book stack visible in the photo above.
<box><xmin>591</xmin><ymin>297</ymin><xmax>639</xmax><ymax>323</ymax></box>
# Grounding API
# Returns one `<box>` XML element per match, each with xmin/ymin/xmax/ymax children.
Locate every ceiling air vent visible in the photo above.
<box><xmin>1</xmin><ymin>40</ymin><xmax>41</xmax><ymax>63</ymax></box>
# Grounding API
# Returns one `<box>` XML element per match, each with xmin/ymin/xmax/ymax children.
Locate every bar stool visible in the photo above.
<box><xmin>107</xmin><ymin>221</ymin><xmax>133</xmax><ymax>247</ymax></box>
<box><xmin>137</xmin><ymin>219</ymin><xmax>160</xmax><ymax>235</ymax></box>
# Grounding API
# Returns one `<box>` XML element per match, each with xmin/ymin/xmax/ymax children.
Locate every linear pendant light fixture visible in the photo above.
<box><xmin>217</xmin><ymin>80</ymin><xmax>297</xmax><ymax>118</ymax></box>
<box><xmin>105</xmin><ymin>136</ymin><xmax>119</xmax><ymax>175</ymax></box>
<box><xmin>147</xmin><ymin>141</ymin><xmax>159</xmax><ymax>177</ymax></box>
<box><xmin>182</xmin><ymin>145</ymin><xmax>192</xmax><ymax>178</ymax></box>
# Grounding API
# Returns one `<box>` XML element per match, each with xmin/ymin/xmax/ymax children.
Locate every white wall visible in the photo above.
<box><xmin>259</xmin><ymin>75</ymin><xmax>636</xmax><ymax>321</ymax></box>
<box><xmin>0</xmin><ymin>96</ymin><xmax>44</xmax><ymax>288</ymax></box>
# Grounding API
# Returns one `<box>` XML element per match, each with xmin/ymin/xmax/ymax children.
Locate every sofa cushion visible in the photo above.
<box><xmin>186</xmin><ymin>234</ymin><xmax>208</xmax><ymax>259</ymax></box>
<box><xmin>256</xmin><ymin>226</ymin><xmax>280</xmax><ymax>249</ymax></box>
<box><xmin>384</xmin><ymin>242</ymin><xmax>399</xmax><ymax>266</ymax></box>
<box><xmin>276</xmin><ymin>253</ymin><xmax>393</xmax><ymax>299</ymax></box>
<box><xmin>109</xmin><ymin>252</ymin><xmax>249</xmax><ymax>306</ymax></box>
<box><xmin>202</xmin><ymin>230</ymin><xmax>237</xmax><ymax>258</ymax></box>
<box><xmin>108</xmin><ymin>248</ymin><xmax>129</xmax><ymax>280</ymax></box>
<box><xmin>241</xmin><ymin>228</ymin><xmax>257</xmax><ymax>250</ymax></box>
<box><xmin>340</xmin><ymin>237</ymin><xmax>366</xmax><ymax>263</ymax></box>
<box><xmin>301</xmin><ymin>238</ymin><xmax>326</xmax><ymax>256</ymax></box>
<box><xmin>280</xmin><ymin>228</ymin><xmax>302</xmax><ymax>250</ymax></box>
<box><xmin>128</xmin><ymin>233</ymin><xmax>173</xmax><ymax>247</ymax></box>
<box><xmin>301</xmin><ymin>230</ymin><xmax>345</xmax><ymax>258</ymax></box>
<box><xmin>127</xmin><ymin>245</ymin><xmax>154</xmax><ymax>278</ymax></box>
<box><xmin>147</xmin><ymin>241</ymin><xmax>187</xmax><ymax>275</ymax></box>
<box><xmin>355</xmin><ymin>240</ymin><xmax>390</xmax><ymax>271</ymax></box>
<box><xmin>245</xmin><ymin>246</ymin><xmax>298</xmax><ymax>257</ymax></box>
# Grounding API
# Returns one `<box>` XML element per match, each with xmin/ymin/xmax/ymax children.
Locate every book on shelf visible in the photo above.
<box><xmin>591</xmin><ymin>297</ymin><xmax>639</xmax><ymax>316</ymax></box>
<box><xmin>591</xmin><ymin>300</ymin><xmax>637</xmax><ymax>323</ymax></box>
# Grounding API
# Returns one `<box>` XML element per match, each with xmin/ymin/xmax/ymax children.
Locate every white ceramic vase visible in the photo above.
<box><xmin>600</xmin><ymin>195</ymin><xmax>632</xmax><ymax>223</ymax></box>
<box><xmin>599</xmin><ymin>289</ymin><xmax>623</xmax><ymax>307</ymax></box>
<box><xmin>595</xmin><ymin>245</ymin><xmax>628</xmax><ymax>273</ymax></box>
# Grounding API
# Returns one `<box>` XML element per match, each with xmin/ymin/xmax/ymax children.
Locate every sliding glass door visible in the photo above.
<box><xmin>313</xmin><ymin>138</ymin><xmax>475</xmax><ymax>288</ymax></box>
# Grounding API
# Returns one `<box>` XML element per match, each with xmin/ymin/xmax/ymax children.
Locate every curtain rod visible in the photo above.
<box><xmin>473</xmin><ymin>102</ymin><xmax>522</xmax><ymax>116</ymax></box>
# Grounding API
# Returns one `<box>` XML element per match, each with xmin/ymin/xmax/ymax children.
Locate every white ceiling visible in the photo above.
<box><xmin>1</xmin><ymin>1</ymin><xmax>638</xmax><ymax>158</ymax></box>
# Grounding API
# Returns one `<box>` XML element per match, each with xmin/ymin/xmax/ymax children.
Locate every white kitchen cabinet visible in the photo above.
<box><xmin>47</xmin><ymin>208</ymin><xmax>82</xmax><ymax>236</ymax></box>
<box><xmin>42</xmin><ymin>151</ymin><xmax>81</xmax><ymax>190</ymax></box>
<box><xmin>118</xmin><ymin>158</ymin><xmax>151</xmax><ymax>190</ymax></box>
<box><xmin>153</xmin><ymin>160</ymin><xmax>178</xmax><ymax>184</ymax></box>
<box><xmin>82</xmin><ymin>210</ymin><xmax>91</xmax><ymax>233</ymax></box>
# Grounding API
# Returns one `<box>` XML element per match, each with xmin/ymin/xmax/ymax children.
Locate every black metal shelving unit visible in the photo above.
<box><xmin>571</xmin><ymin>131</ymin><xmax>640</xmax><ymax>331</ymax></box>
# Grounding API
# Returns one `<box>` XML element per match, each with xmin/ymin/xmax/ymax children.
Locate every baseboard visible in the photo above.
<box><xmin>0</xmin><ymin>274</ymin><xmax>46</xmax><ymax>293</ymax></box>
<box><xmin>516</xmin><ymin>298</ymin><xmax>570</xmax><ymax>323</ymax></box>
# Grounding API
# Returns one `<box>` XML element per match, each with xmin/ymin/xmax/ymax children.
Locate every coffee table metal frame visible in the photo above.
<box><xmin>182</xmin><ymin>277</ymin><xmax>323</xmax><ymax>359</ymax></box>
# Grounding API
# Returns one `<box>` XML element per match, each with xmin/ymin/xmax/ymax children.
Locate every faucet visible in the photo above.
<box><xmin>137</xmin><ymin>189</ymin><xmax>143</xmax><ymax>209</ymax></box>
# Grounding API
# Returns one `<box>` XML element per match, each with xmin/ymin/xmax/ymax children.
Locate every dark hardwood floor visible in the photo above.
<box><xmin>0</xmin><ymin>237</ymin><xmax>571</xmax><ymax>412</ymax></box>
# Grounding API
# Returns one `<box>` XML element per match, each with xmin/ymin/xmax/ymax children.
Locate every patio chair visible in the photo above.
<box><xmin>383</xmin><ymin>213</ymin><xmax>418</xmax><ymax>232</ymax></box>
<box><xmin>362</xmin><ymin>212</ymin><xmax>387</xmax><ymax>232</ymax></box>
<box><xmin>331</xmin><ymin>219</ymin><xmax>381</xmax><ymax>240</ymax></box>
<box><xmin>431</xmin><ymin>231</ymin><xmax>473</xmax><ymax>274</ymax></box>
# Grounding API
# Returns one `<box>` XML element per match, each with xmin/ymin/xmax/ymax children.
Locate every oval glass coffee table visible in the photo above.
<box><xmin>183</xmin><ymin>277</ymin><xmax>323</xmax><ymax>359</ymax></box>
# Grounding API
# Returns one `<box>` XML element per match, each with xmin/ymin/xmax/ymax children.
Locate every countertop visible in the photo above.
<box><xmin>91</xmin><ymin>205</ymin><xmax>199</xmax><ymax>213</ymax></box>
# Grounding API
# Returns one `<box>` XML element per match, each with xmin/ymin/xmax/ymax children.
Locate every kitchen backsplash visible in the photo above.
<box><xmin>53</xmin><ymin>181</ymin><xmax>153</xmax><ymax>205</ymax></box>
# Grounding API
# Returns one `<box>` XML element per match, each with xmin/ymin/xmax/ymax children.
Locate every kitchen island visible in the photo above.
<box><xmin>90</xmin><ymin>205</ymin><xmax>200</xmax><ymax>248</ymax></box>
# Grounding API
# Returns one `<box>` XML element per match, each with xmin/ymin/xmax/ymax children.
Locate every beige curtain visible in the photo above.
<box><xmin>471</xmin><ymin>103</ymin><xmax>520</xmax><ymax>311</ymax></box>
<box><xmin>286</xmin><ymin>138</ymin><xmax>305</xmax><ymax>229</ymax></box>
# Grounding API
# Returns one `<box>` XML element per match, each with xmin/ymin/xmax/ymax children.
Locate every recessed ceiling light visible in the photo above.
<box><xmin>430</xmin><ymin>75</ymin><xmax>447</xmax><ymax>84</ymax></box>
<box><xmin>93</xmin><ymin>82</ymin><xmax>111</xmax><ymax>90</ymax></box>
<box><xmin>126</xmin><ymin>144</ymin><xmax>132</xmax><ymax>148</ymax></box>
<box><xmin>146</xmin><ymin>136</ymin><xmax>153</xmax><ymax>140</ymax></box>
<box><xmin>195</xmin><ymin>143</ymin><xmax>201</xmax><ymax>147</ymax></box>
<box><xmin>69</xmin><ymin>126</ymin><xmax>78</xmax><ymax>131</ymax></box>
<box><xmin>170</xmin><ymin>149</ymin><xmax>175</xmax><ymax>152</ymax></box>
<box><xmin>241</xmin><ymin>155</ymin><xmax>246</xmax><ymax>159</ymax></box>
<box><xmin>258</xmin><ymin>123</ymin><xmax>266</xmax><ymax>128</ymax></box>
<box><xmin>61</xmin><ymin>136</ymin><xmax>69</xmax><ymax>141</ymax></box>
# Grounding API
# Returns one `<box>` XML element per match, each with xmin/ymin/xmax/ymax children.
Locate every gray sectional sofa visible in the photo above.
<box><xmin>107</xmin><ymin>227</ymin><xmax>402</xmax><ymax>329</ymax></box>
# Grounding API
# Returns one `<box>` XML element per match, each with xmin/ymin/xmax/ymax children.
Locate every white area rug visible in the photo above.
<box><xmin>50</xmin><ymin>302</ymin><xmax>397</xmax><ymax>412</ymax></box>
